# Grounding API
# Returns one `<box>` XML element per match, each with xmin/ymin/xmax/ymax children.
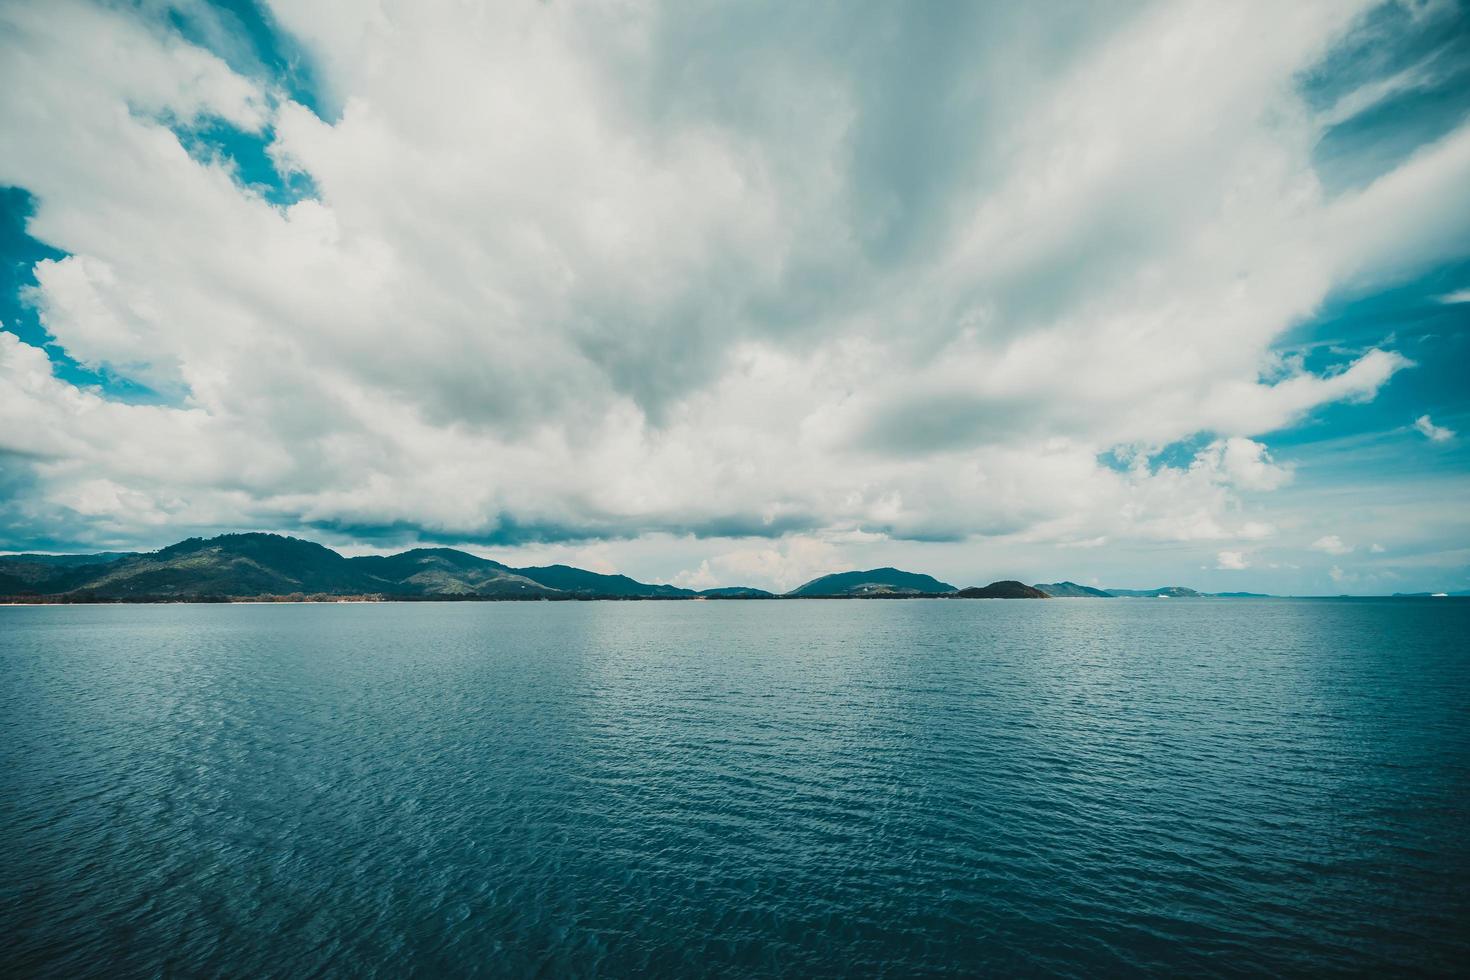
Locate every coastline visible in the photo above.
<box><xmin>3</xmin><ymin>594</ymin><xmax>1457</xmax><ymax>605</ymax></box>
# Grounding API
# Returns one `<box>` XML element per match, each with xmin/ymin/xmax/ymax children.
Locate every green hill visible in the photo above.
<box><xmin>787</xmin><ymin>568</ymin><xmax>956</xmax><ymax>597</ymax></box>
<box><xmin>0</xmin><ymin>534</ymin><xmax>696</xmax><ymax>600</ymax></box>
<box><xmin>60</xmin><ymin>534</ymin><xmax>382</xmax><ymax>598</ymax></box>
<box><xmin>0</xmin><ymin>551</ymin><xmax>136</xmax><ymax>594</ymax></box>
<box><xmin>0</xmin><ymin>535</ymin><xmax>1249</xmax><ymax>603</ymax></box>
<box><xmin>512</xmin><ymin>565</ymin><xmax>695</xmax><ymax>597</ymax></box>
<box><xmin>954</xmin><ymin>581</ymin><xmax>1049</xmax><ymax>598</ymax></box>
<box><xmin>349</xmin><ymin>548</ymin><xmax>557</xmax><ymax>596</ymax></box>
<box><xmin>1034</xmin><ymin>581</ymin><xmax>1112</xmax><ymax>597</ymax></box>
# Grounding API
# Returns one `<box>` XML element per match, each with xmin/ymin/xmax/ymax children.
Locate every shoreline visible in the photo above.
<box><xmin>3</xmin><ymin>594</ymin><xmax>1461</xmax><ymax>605</ymax></box>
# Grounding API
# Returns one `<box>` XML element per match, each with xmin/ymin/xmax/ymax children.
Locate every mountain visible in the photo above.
<box><xmin>1039</xmin><ymin>580</ymin><xmax>1264</xmax><ymax>599</ymax></box>
<box><xmin>1104</xmin><ymin>586</ymin><xmax>1201</xmax><ymax>598</ymax></box>
<box><xmin>57</xmin><ymin>534</ymin><xmax>384</xmax><ymax>598</ymax></box>
<box><xmin>352</xmin><ymin>549</ymin><xmax>691</xmax><ymax>597</ymax></box>
<box><xmin>512</xmin><ymin>565</ymin><xmax>695</xmax><ymax>597</ymax></box>
<box><xmin>1034</xmin><ymin>581</ymin><xmax>1111</xmax><ymax>598</ymax></box>
<box><xmin>954</xmin><ymin>581</ymin><xmax>1049</xmax><ymax>598</ymax></box>
<box><xmin>0</xmin><ymin>533</ymin><xmax>696</xmax><ymax>600</ymax></box>
<box><xmin>0</xmin><ymin>551</ymin><xmax>135</xmax><ymax>595</ymax></box>
<box><xmin>0</xmin><ymin>535</ymin><xmax>1279</xmax><ymax>603</ymax></box>
<box><xmin>787</xmin><ymin>567</ymin><xmax>957</xmax><ymax>597</ymax></box>
<box><xmin>349</xmin><ymin>548</ymin><xmax>556</xmax><ymax>597</ymax></box>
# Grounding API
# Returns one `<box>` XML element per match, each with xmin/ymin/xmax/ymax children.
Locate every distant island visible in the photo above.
<box><xmin>2</xmin><ymin>531</ymin><xmax>1457</xmax><ymax>603</ymax></box>
<box><xmin>786</xmin><ymin>567</ymin><xmax>957</xmax><ymax>597</ymax></box>
<box><xmin>0</xmin><ymin>536</ymin><xmax>983</xmax><ymax>602</ymax></box>
<box><xmin>954</xmin><ymin>581</ymin><xmax>1050</xmax><ymax>599</ymax></box>
<box><xmin>1034</xmin><ymin>581</ymin><xmax>1114</xmax><ymax>597</ymax></box>
<box><xmin>1392</xmin><ymin>591</ymin><xmax>1470</xmax><ymax>597</ymax></box>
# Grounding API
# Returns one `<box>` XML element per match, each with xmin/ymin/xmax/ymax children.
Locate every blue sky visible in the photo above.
<box><xmin>1</xmin><ymin>0</ymin><xmax>1468</xmax><ymax>594</ymax></box>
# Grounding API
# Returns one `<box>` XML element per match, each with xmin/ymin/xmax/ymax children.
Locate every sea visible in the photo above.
<box><xmin>1</xmin><ymin>598</ymin><xmax>1466</xmax><ymax>977</ymax></box>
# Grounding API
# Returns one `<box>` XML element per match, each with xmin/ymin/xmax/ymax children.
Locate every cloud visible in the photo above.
<box><xmin>1438</xmin><ymin>289</ymin><xmax>1470</xmax><ymax>304</ymax></box>
<box><xmin>0</xmin><ymin>0</ymin><xmax>1464</xmax><ymax>563</ymax></box>
<box><xmin>1414</xmin><ymin>414</ymin><xmax>1455</xmax><ymax>441</ymax></box>
<box><xmin>670</xmin><ymin>561</ymin><xmax>720</xmax><ymax>592</ymax></box>
<box><xmin>1314</xmin><ymin>49</ymin><xmax>1446</xmax><ymax>130</ymax></box>
<box><xmin>1323</xmin><ymin>121</ymin><xmax>1470</xmax><ymax>287</ymax></box>
<box><xmin>1312</xmin><ymin>534</ymin><xmax>1353</xmax><ymax>555</ymax></box>
<box><xmin>679</xmin><ymin>536</ymin><xmax>847</xmax><ymax>593</ymax></box>
<box><xmin>1216</xmin><ymin>550</ymin><xmax>1249</xmax><ymax>570</ymax></box>
<box><xmin>1198</xmin><ymin>438</ymin><xmax>1294</xmax><ymax>491</ymax></box>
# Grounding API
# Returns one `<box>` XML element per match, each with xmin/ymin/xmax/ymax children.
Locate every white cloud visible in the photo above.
<box><xmin>1438</xmin><ymin>289</ymin><xmax>1470</xmax><ymax>304</ymax></box>
<box><xmin>1238</xmin><ymin>521</ymin><xmax>1276</xmax><ymax>540</ymax></box>
<box><xmin>685</xmin><ymin>537</ymin><xmax>847</xmax><ymax>593</ymax></box>
<box><xmin>1198</xmin><ymin>438</ymin><xmax>1293</xmax><ymax>492</ymax></box>
<box><xmin>1325</xmin><ymin>122</ymin><xmax>1470</xmax><ymax>287</ymax></box>
<box><xmin>1315</xmin><ymin>52</ymin><xmax>1445</xmax><ymax>130</ymax></box>
<box><xmin>0</xmin><ymin>0</ymin><xmax>1464</xmax><ymax>569</ymax></box>
<box><xmin>1414</xmin><ymin>414</ymin><xmax>1455</xmax><ymax>442</ymax></box>
<box><xmin>1216</xmin><ymin>550</ymin><xmax>1249</xmax><ymax>570</ymax></box>
<box><xmin>670</xmin><ymin>561</ymin><xmax>720</xmax><ymax>592</ymax></box>
<box><xmin>1312</xmin><ymin>534</ymin><xmax>1353</xmax><ymax>555</ymax></box>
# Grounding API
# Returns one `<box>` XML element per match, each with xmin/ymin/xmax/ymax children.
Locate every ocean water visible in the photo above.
<box><xmin>1</xmin><ymin>599</ymin><xmax>1466</xmax><ymax>977</ymax></box>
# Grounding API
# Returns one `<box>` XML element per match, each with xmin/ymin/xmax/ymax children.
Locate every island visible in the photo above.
<box><xmin>0</xmin><ymin>532</ymin><xmax>1289</xmax><ymax>603</ymax></box>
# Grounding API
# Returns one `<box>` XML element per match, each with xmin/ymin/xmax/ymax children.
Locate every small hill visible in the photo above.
<box><xmin>512</xmin><ymin>564</ymin><xmax>695</xmax><ymax>597</ymax></box>
<box><xmin>787</xmin><ymin>567</ymin><xmax>956</xmax><ymax>597</ymax></box>
<box><xmin>699</xmin><ymin>587</ymin><xmax>775</xmax><ymax>598</ymax></box>
<box><xmin>0</xmin><ymin>552</ymin><xmax>134</xmax><ymax>594</ymax></box>
<box><xmin>954</xmin><ymin>581</ymin><xmax>1049</xmax><ymax>598</ymax></box>
<box><xmin>348</xmin><ymin>549</ymin><xmax>555</xmax><ymax>597</ymax></box>
<box><xmin>62</xmin><ymin>533</ymin><xmax>380</xmax><ymax>598</ymax></box>
<box><xmin>1034</xmin><ymin>581</ymin><xmax>1111</xmax><ymax>598</ymax></box>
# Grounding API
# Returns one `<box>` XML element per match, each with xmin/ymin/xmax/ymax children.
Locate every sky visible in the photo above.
<box><xmin>1</xmin><ymin>0</ymin><xmax>1468</xmax><ymax>595</ymax></box>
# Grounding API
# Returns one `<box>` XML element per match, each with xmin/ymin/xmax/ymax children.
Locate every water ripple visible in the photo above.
<box><xmin>1</xmin><ymin>598</ymin><xmax>1467</xmax><ymax>976</ymax></box>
